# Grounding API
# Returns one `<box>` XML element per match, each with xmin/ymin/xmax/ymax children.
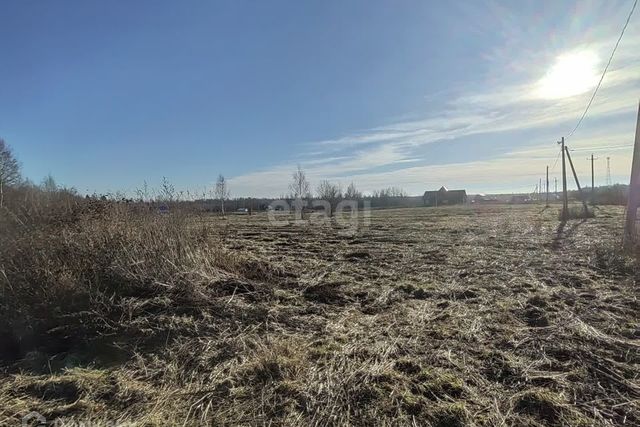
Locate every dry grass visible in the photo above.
<box><xmin>1</xmin><ymin>203</ymin><xmax>639</xmax><ymax>426</ymax></box>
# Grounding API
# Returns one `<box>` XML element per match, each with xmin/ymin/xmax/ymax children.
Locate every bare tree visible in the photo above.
<box><xmin>371</xmin><ymin>186</ymin><xmax>407</xmax><ymax>207</ymax></box>
<box><xmin>316</xmin><ymin>180</ymin><xmax>342</xmax><ymax>216</ymax></box>
<box><xmin>388</xmin><ymin>186</ymin><xmax>407</xmax><ymax>198</ymax></box>
<box><xmin>344</xmin><ymin>182</ymin><xmax>362</xmax><ymax>200</ymax></box>
<box><xmin>289</xmin><ymin>165</ymin><xmax>310</xmax><ymax>199</ymax></box>
<box><xmin>289</xmin><ymin>165</ymin><xmax>310</xmax><ymax>220</ymax></box>
<box><xmin>0</xmin><ymin>139</ymin><xmax>21</xmax><ymax>208</ymax></box>
<box><xmin>215</xmin><ymin>174</ymin><xmax>231</xmax><ymax>215</ymax></box>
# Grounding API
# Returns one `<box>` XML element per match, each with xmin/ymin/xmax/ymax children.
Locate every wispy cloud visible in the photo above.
<box><xmin>230</xmin><ymin>9</ymin><xmax>640</xmax><ymax>197</ymax></box>
<box><xmin>231</xmin><ymin>127</ymin><xmax>634</xmax><ymax>197</ymax></box>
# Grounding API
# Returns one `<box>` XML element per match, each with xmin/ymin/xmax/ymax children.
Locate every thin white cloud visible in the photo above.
<box><xmin>230</xmin><ymin>128</ymin><xmax>634</xmax><ymax>197</ymax></box>
<box><xmin>230</xmin><ymin>9</ymin><xmax>640</xmax><ymax>197</ymax></box>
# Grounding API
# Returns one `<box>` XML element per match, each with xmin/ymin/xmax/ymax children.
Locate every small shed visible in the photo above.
<box><xmin>423</xmin><ymin>186</ymin><xmax>467</xmax><ymax>207</ymax></box>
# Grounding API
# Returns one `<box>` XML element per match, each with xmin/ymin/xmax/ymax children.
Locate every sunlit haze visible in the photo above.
<box><xmin>535</xmin><ymin>50</ymin><xmax>600</xmax><ymax>99</ymax></box>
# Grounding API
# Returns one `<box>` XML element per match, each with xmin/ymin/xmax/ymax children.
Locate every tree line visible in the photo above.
<box><xmin>285</xmin><ymin>164</ymin><xmax>410</xmax><ymax>216</ymax></box>
<box><xmin>0</xmin><ymin>139</ymin><xmax>411</xmax><ymax>217</ymax></box>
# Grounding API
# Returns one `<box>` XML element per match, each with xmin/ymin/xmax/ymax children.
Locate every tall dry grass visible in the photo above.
<box><xmin>0</xmin><ymin>194</ymin><xmax>263</xmax><ymax>367</ymax></box>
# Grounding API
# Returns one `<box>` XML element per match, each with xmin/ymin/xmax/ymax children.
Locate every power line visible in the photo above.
<box><xmin>568</xmin><ymin>144</ymin><xmax>633</xmax><ymax>152</ymax></box>
<box><xmin>567</xmin><ymin>0</ymin><xmax>638</xmax><ymax>138</ymax></box>
<box><xmin>550</xmin><ymin>147</ymin><xmax>562</xmax><ymax>173</ymax></box>
<box><xmin>546</xmin><ymin>143</ymin><xmax>627</xmax><ymax>174</ymax></box>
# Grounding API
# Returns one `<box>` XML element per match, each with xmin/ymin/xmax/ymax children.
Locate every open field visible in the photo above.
<box><xmin>1</xmin><ymin>203</ymin><xmax>639</xmax><ymax>426</ymax></box>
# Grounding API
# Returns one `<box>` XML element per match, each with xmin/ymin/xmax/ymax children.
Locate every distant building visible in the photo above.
<box><xmin>509</xmin><ymin>195</ymin><xmax>532</xmax><ymax>204</ymax></box>
<box><xmin>472</xmin><ymin>194</ymin><xmax>499</xmax><ymax>204</ymax></box>
<box><xmin>423</xmin><ymin>186</ymin><xmax>467</xmax><ymax>207</ymax></box>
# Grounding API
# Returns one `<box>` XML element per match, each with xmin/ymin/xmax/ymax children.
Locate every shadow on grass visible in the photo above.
<box><xmin>551</xmin><ymin>219</ymin><xmax>587</xmax><ymax>251</ymax></box>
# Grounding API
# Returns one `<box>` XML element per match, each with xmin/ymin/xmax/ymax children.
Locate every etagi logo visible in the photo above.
<box><xmin>22</xmin><ymin>412</ymin><xmax>46</xmax><ymax>426</ymax></box>
<box><xmin>267</xmin><ymin>198</ymin><xmax>370</xmax><ymax>234</ymax></box>
<box><xmin>21</xmin><ymin>412</ymin><xmax>130</xmax><ymax>427</ymax></box>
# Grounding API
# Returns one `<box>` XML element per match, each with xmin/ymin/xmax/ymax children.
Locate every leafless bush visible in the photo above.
<box><xmin>316</xmin><ymin>180</ymin><xmax>342</xmax><ymax>216</ymax></box>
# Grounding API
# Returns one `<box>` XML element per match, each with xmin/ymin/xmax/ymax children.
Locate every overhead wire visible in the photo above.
<box><xmin>568</xmin><ymin>144</ymin><xmax>633</xmax><ymax>152</ymax></box>
<box><xmin>566</xmin><ymin>0</ymin><xmax>638</xmax><ymax>138</ymax></box>
<box><xmin>549</xmin><ymin>148</ymin><xmax>562</xmax><ymax>173</ymax></box>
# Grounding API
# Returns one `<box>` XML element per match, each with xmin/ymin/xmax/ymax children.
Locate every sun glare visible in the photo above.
<box><xmin>535</xmin><ymin>50</ymin><xmax>599</xmax><ymax>100</ymax></box>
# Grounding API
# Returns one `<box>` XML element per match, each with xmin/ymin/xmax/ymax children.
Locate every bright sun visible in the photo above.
<box><xmin>535</xmin><ymin>50</ymin><xmax>599</xmax><ymax>99</ymax></box>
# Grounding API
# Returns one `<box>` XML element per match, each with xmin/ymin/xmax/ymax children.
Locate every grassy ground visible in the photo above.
<box><xmin>1</xmin><ymin>203</ymin><xmax>639</xmax><ymax>426</ymax></box>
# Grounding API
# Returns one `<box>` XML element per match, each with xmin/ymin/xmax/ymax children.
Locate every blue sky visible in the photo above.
<box><xmin>1</xmin><ymin>0</ymin><xmax>639</xmax><ymax>197</ymax></box>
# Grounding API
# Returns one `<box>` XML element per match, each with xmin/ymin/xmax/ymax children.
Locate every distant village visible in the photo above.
<box><xmin>81</xmin><ymin>182</ymin><xmax>629</xmax><ymax>214</ymax></box>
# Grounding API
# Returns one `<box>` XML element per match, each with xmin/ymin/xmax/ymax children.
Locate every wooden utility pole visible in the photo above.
<box><xmin>546</xmin><ymin>166</ymin><xmax>549</xmax><ymax>206</ymax></box>
<box><xmin>539</xmin><ymin>178</ymin><xmax>542</xmax><ymax>201</ymax></box>
<box><xmin>624</xmin><ymin>101</ymin><xmax>640</xmax><ymax>248</ymax></box>
<box><xmin>588</xmin><ymin>154</ymin><xmax>598</xmax><ymax>204</ymax></box>
<box><xmin>565</xmin><ymin>146</ymin><xmax>589</xmax><ymax>214</ymax></box>
<box><xmin>559</xmin><ymin>138</ymin><xmax>568</xmax><ymax>218</ymax></box>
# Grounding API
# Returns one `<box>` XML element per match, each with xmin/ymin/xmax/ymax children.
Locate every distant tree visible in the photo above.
<box><xmin>344</xmin><ymin>182</ymin><xmax>362</xmax><ymax>200</ymax></box>
<box><xmin>0</xmin><ymin>139</ymin><xmax>21</xmax><ymax>208</ymax></box>
<box><xmin>316</xmin><ymin>180</ymin><xmax>342</xmax><ymax>216</ymax></box>
<box><xmin>370</xmin><ymin>186</ymin><xmax>407</xmax><ymax>207</ymax></box>
<box><xmin>371</xmin><ymin>188</ymin><xmax>387</xmax><ymax>207</ymax></box>
<box><xmin>41</xmin><ymin>174</ymin><xmax>57</xmax><ymax>192</ymax></box>
<box><xmin>289</xmin><ymin>165</ymin><xmax>311</xmax><ymax>199</ymax></box>
<box><xmin>215</xmin><ymin>174</ymin><xmax>231</xmax><ymax>215</ymax></box>
<box><xmin>289</xmin><ymin>165</ymin><xmax>311</xmax><ymax>220</ymax></box>
<box><xmin>389</xmin><ymin>186</ymin><xmax>407</xmax><ymax>198</ymax></box>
